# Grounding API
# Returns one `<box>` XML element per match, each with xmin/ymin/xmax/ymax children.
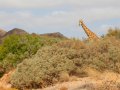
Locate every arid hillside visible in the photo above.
<box><xmin>0</xmin><ymin>28</ymin><xmax>120</xmax><ymax>90</ymax></box>
<box><xmin>0</xmin><ymin>28</ymin><xmax>66</xmax><ymax>44</ymax></box>
<box><xmin>3</xmin><ymin>28</ymin><xmax>28</xmax><ymax>37</ymax></box>
<box><xmin>0</xmin><ymin>29</ymin><xmax>6</xmax><ymax>38</ymax></box>
<box><xmin>40</xmin><ymin>32</ymin><xmax>67</xmax><ymax>39</ymax></box>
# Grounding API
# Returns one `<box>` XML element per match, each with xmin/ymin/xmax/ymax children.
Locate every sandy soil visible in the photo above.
<box><xmin>39</xmin><ymin>73</ymin><xmax>120</xmax><ymax>90</ymax></box>
<box><xmin>0</xmin><ymin>69</ymin><xmax>120</xmax><ymax>90</ymax></box>
<box><xmin>34</xmin><ymin>69</ymin><xmax>120</xmax><ymax>90</ymax></box>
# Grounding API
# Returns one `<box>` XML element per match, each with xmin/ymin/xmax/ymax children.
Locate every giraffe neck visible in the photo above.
<box><xmin>81</xmin><ymin>22</ymin><xmax>93</xmax><ymax>37</ymax></box>
<box><xmin>81</xmin><ymin>22</ymin><xmax>99</xmax><ymax>40</ymax></box>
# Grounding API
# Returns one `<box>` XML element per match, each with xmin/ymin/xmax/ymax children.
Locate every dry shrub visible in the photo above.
<box><xmin>10</xmin><ymin>37</ymin><xmax>120</xmax><ymax>89</ymax></box>
<box><xmin>56</xmin><ymin>39</ymin><xmax>87</xmax><ymax>50</ymax></box>
<box><xmin>10</xmin><ymin>46</ymin><xmax>77</xmax><ymax>89</ymax></box>
<box><xmin>59</xmin><ymin>72</ymin><xmax>69</xmax><ymax>82</ymax></box>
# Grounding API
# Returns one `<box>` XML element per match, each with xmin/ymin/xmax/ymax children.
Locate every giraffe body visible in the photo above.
<box><xmin>79</xmin><ymin>20</ymin><xmax>99</xmax><ymax>41</ymax></box>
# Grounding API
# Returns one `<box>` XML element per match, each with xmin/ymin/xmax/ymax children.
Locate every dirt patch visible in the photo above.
<box><xmin>0</xmin><ymin>70</ymin><xmax>15</xmax><ymax>90</ymax></box>
<box><xmin>0</xmin><ymin>69</ymin><xmax>120</xmax><ymax>90</ymax></box>
<box><xmin>39</xmin><ymin>71</ymin><xmax>120</xmax><ymax>90</ymax></box>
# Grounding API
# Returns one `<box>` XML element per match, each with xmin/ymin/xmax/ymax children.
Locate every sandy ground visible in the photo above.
<box><xmin>39</xmin><ymin>73</ymin><xmax>120</xmax><ymax>90</ymax></box>
<box><xmin>33</xmin><ymin>69</ymin><xmax>120</xmax><ymax>90</ymax></box>
<box><xmin>0</xmin><ymin>70</ymin><xmax>14</xmax><ymax>90</ymax></box>
<box><xmin>0</xmin><ymin>69</ymin><xmax>120</xmax><ymax>90</ymax></box>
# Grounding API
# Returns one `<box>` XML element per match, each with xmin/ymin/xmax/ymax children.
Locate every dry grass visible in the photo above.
<box><xmin>59</xmin><ymin>86</ymin><xmax>68</xmax><ymax>90</ymax></box>
<box><xmin>39</xmin><ymin>70</ymin><xmax>120</xmax><ymax>90</ymax></box>
<box><xmin>59</xmin><ymin>72</ymin><xmax>70</xmax><ymax>82</ymax></box>
<box><xmin>0</xmin><ymin>87</ymin><xmax>17</xmax><ymax>90</ymax></box>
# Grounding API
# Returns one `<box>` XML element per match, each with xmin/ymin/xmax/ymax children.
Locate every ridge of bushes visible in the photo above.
<box><xmin>10</xmin><ymin>36</ymin><xmax>120</xmax><ymax>89</ymax></box>
<box><xmin>0</xmin><ymin>29</ymin><xmax>119</xmax><ymax>89</ymax></box>
<box><xmin>0</xmin><ymin>34</ymin><xmax>64</xmax><ymax>75</ymax></box>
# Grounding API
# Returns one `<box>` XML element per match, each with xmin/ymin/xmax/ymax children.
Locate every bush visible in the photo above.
<box><xmin>10</xmin><ymin>38</ymin><xmax>120</xmax><ymax>89</ymax></box>
<box><xmin>104</xmin><ymin>28</ymin><xmax>120</xmax><ymax>39</ymax></box>
<box><xmin>0</xmin><ymin>34</ymin><xmax>63</xmax><ymax>73</ymax></box>
<box><xmin>10</xmin><ymin>46</ymin><xmax>77</xmax><ymax>89</ymax></box>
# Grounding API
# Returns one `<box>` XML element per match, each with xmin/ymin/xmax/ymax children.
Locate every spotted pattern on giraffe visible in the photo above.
<box><xmin>79</xmin><ymin>20</ymin><xmax>99</xmax><ymax>41</ymax></box>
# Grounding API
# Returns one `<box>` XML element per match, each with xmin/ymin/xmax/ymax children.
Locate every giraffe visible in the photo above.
<box><xmin>79</xmin><ymin>20</ymin><xmax>99</xmax><ymax>41</ymax></box>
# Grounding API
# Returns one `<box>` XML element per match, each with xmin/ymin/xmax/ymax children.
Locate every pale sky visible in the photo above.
<box><xmin>0</xmin><ymin>0</ymin><xmax>120</xmax><ymax>39</ymax></box>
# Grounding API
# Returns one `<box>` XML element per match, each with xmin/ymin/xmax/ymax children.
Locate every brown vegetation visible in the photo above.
<box><xmin>0</xmin><ymin>28</ymin><xmax>120</xmax><ymax>90</ymax></box>
<box><xmin>10</xmin><ymin>36</ymin><xmax>120</xmax><ymax>89</ymax></box>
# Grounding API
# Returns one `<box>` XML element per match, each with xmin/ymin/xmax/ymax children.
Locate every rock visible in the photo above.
<box><xmin>40</xmin><ymin>32</ymin><xmax>67</xmax><ymax>39</ymax></box>
<box><xmin>0</xmin><ymin>29</ymin><xmax>6</xmax><ymax>38</ymax></box>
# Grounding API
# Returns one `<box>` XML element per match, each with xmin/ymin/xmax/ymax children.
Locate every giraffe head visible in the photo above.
<box><xmin>79</xmin><ymin>19</ymin><xmax>83</xmax><ymax>26</ymax></box>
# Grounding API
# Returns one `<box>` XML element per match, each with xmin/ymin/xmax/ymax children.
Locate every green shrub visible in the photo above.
<box><xmin>0</xmin><ymin>34</ymin><xmax>63</xmax><ymax>73</ymax></box>
<box><xmin>10</xmin><ymin>46</ymin><xmax>77</xmax><ymax>89</ymax></box>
